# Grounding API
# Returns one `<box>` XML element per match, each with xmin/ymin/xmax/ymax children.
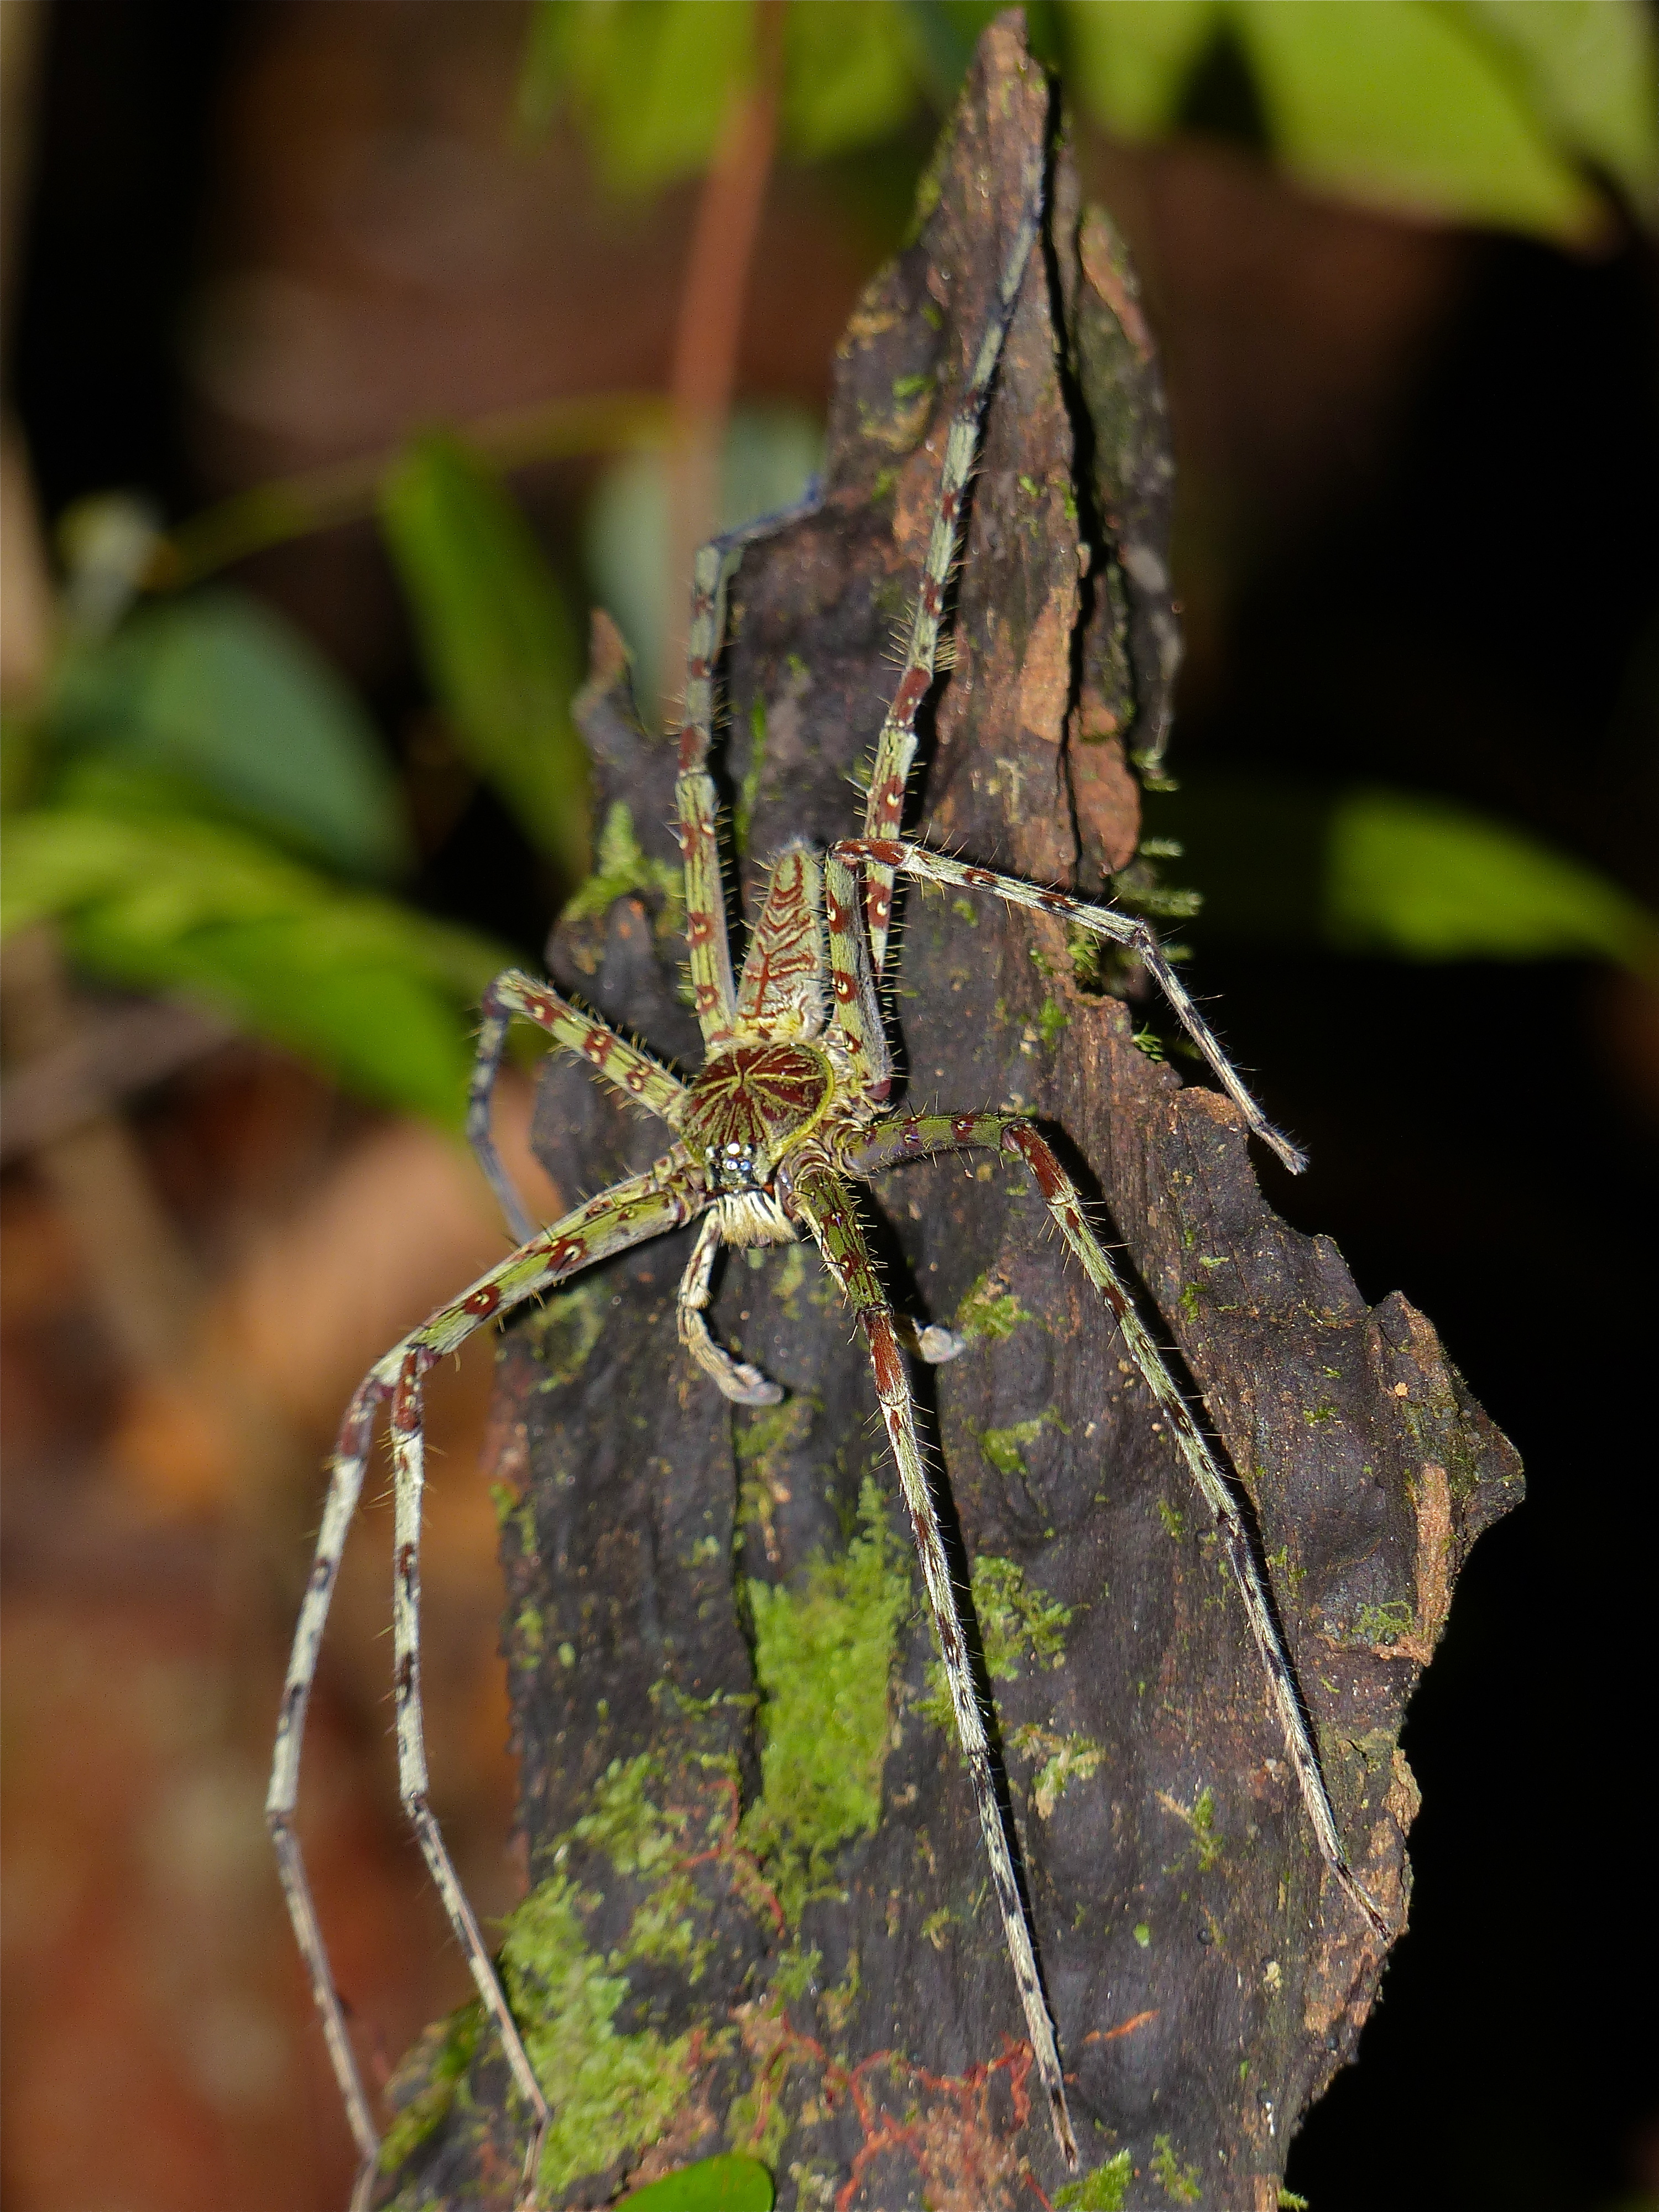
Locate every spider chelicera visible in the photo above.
<box><xmin>268</xmin><ymin>140</ymin><xmax>1381</xmax><ymax>2210</ymax></box>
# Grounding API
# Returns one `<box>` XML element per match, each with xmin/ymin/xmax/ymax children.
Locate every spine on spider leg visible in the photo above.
<box><xmin>676</xmin><ymin>541</ymin><xmax>739</xmax><ymax>1042</ymax></box>
<box><xmin>862</xmin><ymin>144</ymin><xmax>1046</xmax><ymax>974</ymax></box>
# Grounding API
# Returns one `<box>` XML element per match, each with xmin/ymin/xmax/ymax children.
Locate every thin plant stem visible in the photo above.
<box><xmin>149</xmin><ymin>389</ymin><xmax>671</xmax><ymax>592</ymax></box>
<box><xmin>660</xmin><ymin>0</ymin><xmax>786</xmax><ymax>729</ymax></box>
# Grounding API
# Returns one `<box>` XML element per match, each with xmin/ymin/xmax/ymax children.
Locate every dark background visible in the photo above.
<box><xmin>4</xmin><ymin>5</ymin><xmax>1656</xmax><ymax>2209</ymax></box>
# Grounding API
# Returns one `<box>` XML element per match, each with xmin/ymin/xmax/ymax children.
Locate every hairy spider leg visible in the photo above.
<box><xmin>675</xmin><ymin>541</ymin><xmax>743</xmax><ymax>1047</ymax></box>
<box><xmin>836</xmin><ymin>838</ymin><xmax>1308</xmax><ymax>1176</ymax></box>
<box><xmin>860</xmin><ymin>142</ymin><xmax>1046</xmax><ymax>976</ymax></box>
<box><xmin>839</xmin><ymin>1108</ymin><xmax>1386</xmax><ymax>1937</ymax></box>
<box><xmin>677</xmin><ymin>1209</ymin><xmax>784</xmax><ymax>1405</ymax></box>
<box><xmin>269</xmin><ymin>1159</ymin><xmax>706</xmax><ymax>2210</ymax></box>
<box><xmin>822</xmin><ymin>852</ymin><xmax>891</xmax><ymax>1092</ymax></box>
<box><xmin>468</xmin><ymin>971</ymin><xmax>690</xmax><ymax>1243</ymax></box>
<box><xmin>786</xmin><ymin>1165</ymin><xmax>1079</xmax><ymax>2172</ymax></box>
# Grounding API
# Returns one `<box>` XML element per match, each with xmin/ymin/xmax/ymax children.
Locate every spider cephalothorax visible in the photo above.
<box><xmin>269</xmin><ymin>129</ymin><xmax>1386</xmax><ymax>2212</ymax></box>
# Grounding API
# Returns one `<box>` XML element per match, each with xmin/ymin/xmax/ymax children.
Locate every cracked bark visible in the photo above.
<box><xmin>382</xmin><ymin>18</ymin><xmax>1520</xmax><ymax>2210</ymax></box>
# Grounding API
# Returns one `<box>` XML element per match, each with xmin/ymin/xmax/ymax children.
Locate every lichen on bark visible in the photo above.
<box><xmin>378</xmin><ymin>17</ymin><xmax>1520</xmax><ymax>2209</ymax></box>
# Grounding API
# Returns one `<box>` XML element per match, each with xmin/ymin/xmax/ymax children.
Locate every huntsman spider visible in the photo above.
<box><xmin>268</xmin><ymin>147</ymin><xmax>1383</xmax><ymax>2209</ymax></box>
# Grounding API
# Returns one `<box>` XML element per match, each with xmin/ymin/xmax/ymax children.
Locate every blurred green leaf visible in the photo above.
<box><xmin>1456</xmin><ymin>0</ymin><xmax>1659</xmax><ymax>220</ymax></box>
<box><xmin>2</xmin><ymin>800</ymin><xmax>508</xmax><ymax>1128</ymax></box>
<box><xmin>1234</xmin><ymin>0</ymin><xmax>1600</xmax><ymax>239</ymax></box>
<box><xmin>518</xmin><ymin>0</ymin><xmax>754</xmax><ymax>188</ymax></box>
<box><xmin>618</xmin><ymin>2154</ymin><xmax>774</xmax><ymax>2211</ymax></box>
<box><xmin>784</xmin><ymin>3</ymin><xmax>918</xmax><ymax>159</ymax></box>
<box><xmin>1063</xmin><ymin>0</ymin><xmax>1221</xmax><ymax>140</ymax></box>
<box><xmin>380</xmin><ymin>432</ymin><xmax>589</xmax><ymax>884</ymax></box>
<box><xmin>1061</xmin><ymin>0</ymin><xmax>1630</xmax><ymax>242</ymax></box>
<box><xmin>44</xmin><ymin>589</ymin><xmax>413</xmax><ymax>881</ymax></box>
<box><xmin>518</xmin><ymin>0</ymin><xmax>928</xmax><ymax>185</ymax></box>
<box><xmin>1324</xmin><ymin>789</ymin><xmax>1659</xmax><ymax>971</ymax></box>
<box><xmin>1147</xmin><ymin>776</ymin><xmax>1659</xmax><ymax>974</ymax></box>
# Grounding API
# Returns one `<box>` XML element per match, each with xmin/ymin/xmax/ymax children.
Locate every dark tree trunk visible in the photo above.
<box><xmin>382</xmin><ymin>17</ymin><xmax>1520</xmax><ymax>2210</ymax></box>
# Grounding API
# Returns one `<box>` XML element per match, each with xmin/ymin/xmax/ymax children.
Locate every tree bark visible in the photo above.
<box><xmin>382</xmin><ymin>18</ymin><xmax>1520</xmax><ymax>2209</ymax></box>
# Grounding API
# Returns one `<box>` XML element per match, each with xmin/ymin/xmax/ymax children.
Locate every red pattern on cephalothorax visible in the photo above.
<box><xmin>683</xmin><ymin>1042</ymin><xmax>831</xmax><ymax>1164</ymax></box>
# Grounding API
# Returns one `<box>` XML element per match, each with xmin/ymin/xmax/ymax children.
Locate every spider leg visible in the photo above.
<box><xmin>675</xmin><ymin>542</ymin><xmax>742</xmax><ymax>1048</ymax></box>
<box><xmin>861</xmin><ymin>145</ymin><xmax>1045</xmax><ymax>975</ymax></box>
<box><xmin>268</xmin><ymin>1157</ymin><xmax>705</xmax><ymax>2209</ymax></box>
<box><xmin>677</xmin><ymin>1209</ymin><xmax>784</xmax><ymax>1405</ymax></box>
<box><xmin>786</xmin><ymin>1164</ymin><xmax>1079</xmax><ymax>2171</ymax></box>
<box><xmin>838</xmin><ymin>1108</ymin><xmax>1387</xmax><ymax>1937</ymax></box>
<box><xmin>468</xmin><ymin>971</ymin><xmax>691</xmax><ymax>1243</ymax></box>
<box><xmin>836</xmin><ymin>838</ymin><xmax>1308</xmax><ymax>1175</ymax></box>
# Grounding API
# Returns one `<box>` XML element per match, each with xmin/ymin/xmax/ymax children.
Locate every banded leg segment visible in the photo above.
<box><xmin>675</xmin><ymin>541</ymin><xmax>740</xmax><ymax>1047</ymax></box>
<box><xmin>676</xmin><ymin>1210</ymin><xmax>784</xmax><ymax>1406</ymax></box>
<box><xmin>269</xmin><ymin>1162</ymin><xmax>706</xmax><ymax>2204</ymax></box>
<box><xmin>787</xmin><ymin>1165</ymin><xmax>1078</xmax><ymax>2170</ymax></box>
<box><xmin>836</xmin><ymin>838</ymin><xmax>1307</xmax><ymax>1175</ymax></box>
<box><xmin>839</xmin><ymin>1109</ymin><xmax>1385</xmax><ymax>1935</ymax></box>
<box><xmin>861</xmin><ymin>143</ymin><xmax>1045</xmax><ymax>975</ymax></box>
<box><xmin>469</xmin><ymin>971</ymin><xmax>690</xmax><ymax>1244</ymax></box>
<box><xmin>267</xmin><ymin>1365</ymin><xmax>395</xmax><ymax>2186</ymax></box>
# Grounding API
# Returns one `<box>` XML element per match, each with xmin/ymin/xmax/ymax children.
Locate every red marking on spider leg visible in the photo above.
<box><xmin>395</xmin><ymin>1654</ymin><xmax>414</xmax><ymax>1702</ymax></box>
<box><xmin>919</xmin><ymin>577</ymin><xmax>943</xmax><ymax>618</ymax></box>
<box><xmin>687</xmin><ymin>910</ymin><xmax>714</xmax><ymax>947</ymax></box>
<box><xmin>677</xmin><ymin>726</ymin><xmax>701</xmax><ymax>770</ymax></box>
<box><xmin>544</xmin><ymin>1234</ymin><xmax>586</xmax><ymax>1272</ymax></box>
<box><xmin>953</xmin><ymin>1116</ymin><xmax>977</xmax><ymax>1139</ymax></box>
<box><xmin>964</xmin><ymin>867</ymin><xmax>995</xmax><ymax>887</ymax></box>
<box><xmin>463</xmin><ymin>1284</ymin><xmax>501</xmax><ymax>1318</ymax></box>
<box><xmin>695</xmin><ymin>982</ymin><xmax>721</xmax><ymax>1013</ymax></box>
<box><xmin>832</xmin><ymin>969</ymin><xmax>855</xmax><ymax>1002</ymax></box>
<box><xmin>1040</xmin><ymin>889</ymin><xmax>1074</xmax><ymax>913</ymax></box>
<box><xmin>582</xmin><ymin>1029</ymin><xmax>612</xmax><ymax>1062</ymax></box>
<box><xmin>892</xmin><ymin>667</ymin><xmax>930</xmax><ymax>724</ymax></box>
<box><xmin>391</xmin><ymin>1351</ymin><xmax>430</xmax><ymax>1433</ymax></box>
<box><xmin>395</xmin><ymin>1542</ymin><xmax>416</xmax><ymax>1593</ymax></box>
<box><xmin>861</xmin><ymin>1310</ymin><xmax>905</xmax><ymax>1399</ymax></box>
<box><xmin>869</xmin><ymin>885</ymin><xmax>892</xmax><ymax>927</ymax></box>
<box><xmin>625</xmin><ymin>1068</ymin><xmax>648</xmax><ymax>1093</ymax></box>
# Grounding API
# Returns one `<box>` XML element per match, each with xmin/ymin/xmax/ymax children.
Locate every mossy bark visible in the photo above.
<box><xmin>380</xmin><ymin>18</ymin><xmax>1520</xmax><ymax>2210</ymax></box>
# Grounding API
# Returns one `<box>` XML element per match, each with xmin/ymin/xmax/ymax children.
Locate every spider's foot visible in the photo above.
<box><xmin>718</xmin><ymin>1360</ymin><xmax>785</xmax><ymax>1407</ymax></box>
<box><xmin>916</xmin><ymin>1324</ymin><xmax>966</xmax><ymax>1365</ymax></box>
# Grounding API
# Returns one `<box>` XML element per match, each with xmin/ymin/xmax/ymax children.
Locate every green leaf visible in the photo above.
<box><xmin>1454</xmin><ymin>0</ymin><xmax>1659</xmax><ymax>222</ymax></box>
<box><xmin>1144</xmin><ymin>776</ymin><xmax>1659</xmax><ymax>974</ymax></box>
<box><xmin>1062</xmin><ymin>0</ymin><xmax>1222</xmax><ymax>139</ymax></box>
<box><xmin>618</xmin><ymin>2154</ymin><xmax>774</xmax><ymax>2211</ymax></box>
<box><xmin>518</xmin><ymin>0</ymin><xmax>754</xmax><ymax>189</ymax></box>
<box><xmin>1232</xmin><ymin>0</ymin><xmax>1602</xmax><ymax>240</ymax></box>
<box><xmin>379</xmin><ymin>432</ymin><xmax>589</xmax><ymax>883</ymax></box>
<box><xmin>1323</xmin><ymin>789</ymin><xmax>1659</xmax><ymax>971</ymax></box>
<box><xmin>2</xmin><ymin>802</ymin><xmax>508</xmax><ymax>1128</ymax></box>
<box><xmin>44</xmin><ymin>589</ymin><xmax>412</xmax><ymax>881</ymax></box>
<box><xmin>784</xmin><ymin>3</ymin><xmax>920</xmax><ymax>159</ymax></box>
<box><xmin>520</xmin><ymin>0</ymin><xmax>927</xmax><ymax>181</ymax></box>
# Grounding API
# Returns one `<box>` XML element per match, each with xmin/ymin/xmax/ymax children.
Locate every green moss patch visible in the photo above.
<box><xmin>740</xmin><ymin>1478</ymin><xmax>911</xmax><ymax>1922</ymax></box>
